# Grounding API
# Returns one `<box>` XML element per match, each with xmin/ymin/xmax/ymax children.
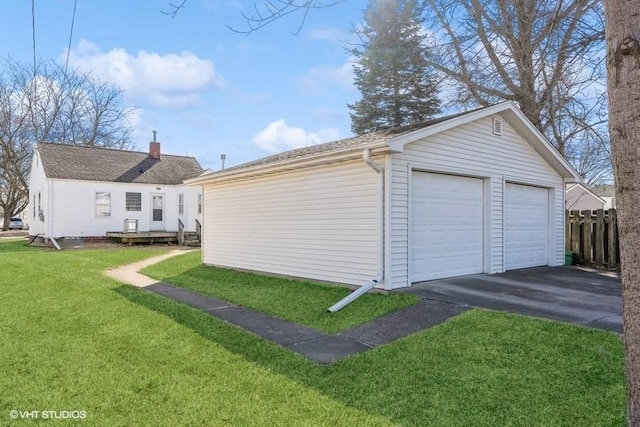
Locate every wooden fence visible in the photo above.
<box><xmin>565</xmin><ymin>209</ymin><xmax>619</xmax><ymax>269</ymax></box>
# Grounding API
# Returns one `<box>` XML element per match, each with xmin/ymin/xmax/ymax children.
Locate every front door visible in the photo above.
<box><xmin>151</xmin><ymin>194</ymin><xmax>165</xmax><ymax>230</ymax></box>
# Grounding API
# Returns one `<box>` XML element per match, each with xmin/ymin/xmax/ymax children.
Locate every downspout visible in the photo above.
<box><xmin>363</xmin><ymin>148</ymin><xmax>385</xmax><ymax>284</ymax></box>
<box><xmin>327</xmin><ymin>149</ymin><xmax>385</xmax><ymax>312</ymax></box>
<box><xmin>47</xmin><ymin>179</ymin><xmax>61</xmax><ymax>250</ymax></box>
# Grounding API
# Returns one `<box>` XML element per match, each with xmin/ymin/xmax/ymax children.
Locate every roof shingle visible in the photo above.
<box><xmin>37</xmin><ymin>143</ymin><xmax>203</xmax><ymax>185</ymax></box>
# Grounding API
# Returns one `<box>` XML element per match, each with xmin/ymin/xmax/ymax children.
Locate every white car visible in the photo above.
<box><xmin>9</xmin><ymin>217</ymin><xmax>24</xmax><ymax>230</ymax></box>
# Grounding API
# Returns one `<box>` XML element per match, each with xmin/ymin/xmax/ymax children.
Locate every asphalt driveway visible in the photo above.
<box><xmin>397</xmin><ymin>266</ymin><xmax>622</xmax><ymax>333</ymax></box>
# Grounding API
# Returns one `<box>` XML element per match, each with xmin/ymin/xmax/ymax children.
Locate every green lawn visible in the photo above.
<box><xmin>0</xmin><ymin>241</ymin><xmax>626</xmax><ymax>426</ymax></box>
<box><xmin>142</xmin><ymin>250</ymin><xmax>417</xmax><ymax>333</ymax></box>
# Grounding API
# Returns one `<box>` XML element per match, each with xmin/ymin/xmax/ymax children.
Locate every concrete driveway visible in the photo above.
<box><xmin>397</xmin><ymin>266</ymin><xmax>622</xmax><ymax>333</ymax></box>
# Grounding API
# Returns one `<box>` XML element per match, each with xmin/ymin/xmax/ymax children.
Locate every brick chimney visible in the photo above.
<box><xmin>149</xmin><ymin>141</ymin><xmax>161</xmax><ymax>160</ymax></box>
<box><xmin>149</xmin><ymin>130</ymin><xmax>161</xmax><ymax>159</ymax></box>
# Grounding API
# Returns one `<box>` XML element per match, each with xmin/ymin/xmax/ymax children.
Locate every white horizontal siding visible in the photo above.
<box><xmin>388</xmin><ymin>115</ymin><xmax>565</xmax><ymax>289</ymax></box>
<box><xmin>551</xmin><ymin>186</ymin><xmax>564</xmax><ymax>266</ymax></box>
<box><xmin>491</xmin><ymin>178</ymin><xmax>504</xmax><ymax>273</ymax></box>
<box><xmin>38</xmin><ymin>180</ymin><xmax>196</xmax><ymax>237</ymax></box>
<box><xmin>202</xmin><ymin>160</ymin><xmax>379</xmax><ymax>286</ymax></box>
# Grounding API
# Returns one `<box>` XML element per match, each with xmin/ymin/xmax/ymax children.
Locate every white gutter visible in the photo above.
<box><xmin>186</xmin><ymin>144</ymin><xmax>392</xmax><ymax>186</ymax></box>
<box><xmin>327</xmin><ymin>149</ymin><xmax>386</xmax><ymax>312</ymax></box>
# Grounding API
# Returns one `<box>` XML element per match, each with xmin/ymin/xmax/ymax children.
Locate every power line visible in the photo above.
<box><xmin>31</xmin><ymin>0</ymin><xmax>36</xmax><ymax>76</ymax></box>
<box><xmin>64</xmin><ymin>0</ymin><xmax>78</xmax><ymax>74</ymax></box>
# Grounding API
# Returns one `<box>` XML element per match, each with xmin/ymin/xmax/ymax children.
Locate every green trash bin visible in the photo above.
<box><xmin>565</xmin><ymin>251</ymin><xmax>574</xmax><ymax>266</ymax></box>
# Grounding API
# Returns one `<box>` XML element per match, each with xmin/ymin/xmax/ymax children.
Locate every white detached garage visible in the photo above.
<box><xmin>189</xmin><ymin>102</ymin><xmax>580</xmax><ymax>290</ymax></box>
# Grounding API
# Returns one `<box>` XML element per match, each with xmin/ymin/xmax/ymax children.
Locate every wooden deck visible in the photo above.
<box><xmin>106</xmin><ymin>231</ymin><xmax>178</xmax><ymax>245</ymax></box>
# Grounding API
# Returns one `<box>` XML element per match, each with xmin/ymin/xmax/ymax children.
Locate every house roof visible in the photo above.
<box><xmin>591</xmin><ymin>184</ymin><xmax>616</xmax><ymax>198</ymax></box>
<box><xmin>566</xmin><ymin>183</ymin><xmax>606</xmax><ymax>204</ymax></box>
<box><xmin>37</xmin><ymin>142</ymin><xmax>203</xmax><ymax>185</ymax></box>
<box><xmin>188</xmin><ymin>101</ymin><xmax>580</xmax><ymax>185</ymax></box>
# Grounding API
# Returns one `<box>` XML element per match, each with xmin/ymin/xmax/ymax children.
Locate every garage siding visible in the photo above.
<box><xmin>202</xmin><ymin>160</ymin><xmax>380</xmax><ymax>286</ymax></box>
<box><xmin>388</xmin><ymin>115</ymin><xmax>565</xmax><ymax>289</ymax></box>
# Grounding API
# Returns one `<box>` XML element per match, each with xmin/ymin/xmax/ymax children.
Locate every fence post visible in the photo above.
<box><xmin>571</xmin><ymin>210</ymin><xmax>581</xmax><ymax>262</ymax></box>
<box><xmin>594</xmin><ymin>209</ymin><xmax>605</xmax><ymax>268</ymax></box>
<box><xmin>582</xmin><ymin>210</ymin><xmax>592</xmax><ymax>266</ymax></box>
<box><xmin>608</xmin><ymin>209</ymin><xmax>618</xmax><ymax>269</ymax></box>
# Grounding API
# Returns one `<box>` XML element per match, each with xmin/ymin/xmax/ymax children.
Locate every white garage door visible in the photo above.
<box><xmin>411</xmin><ymin>172</ymin><xmax>484</xmax><ymax>282</ymax></box>
<box><xmin>505</xmin><ymin>183</ymin><xmax>549</xmax><ymax>270</ymax></box>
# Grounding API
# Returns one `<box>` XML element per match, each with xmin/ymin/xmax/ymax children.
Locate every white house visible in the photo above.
<box><xmin>188</xmin><ymin>102</ymin><xmax>581</xmax><ymax>290</ymax></box>
<box><xmin>565</xmin><ymin>183</ymin><xmax>606</xmax><ymax>211</ymax></box>
<box><xmin>592</xmin><ymin>184</ymin><xmax>616</xmax><ymax>210</ymax></box>
<box><xmin>29</xmin><ymin>142</ymin><xmax>203</xmax><ymax>241</ymax></box>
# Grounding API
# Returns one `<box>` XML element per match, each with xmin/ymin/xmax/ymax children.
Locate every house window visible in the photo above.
<box><xmin>178</xmin><ymin>193</ymin><xmax>184</xmax><ymax>215</ymax></box>
<box><xmin>38</xmin><ymin>192</ymin><xmax>41</xmax><ymax>221</ymax></box>
<box><xmin>33</xmin><ymin>194</ymin><xmax>36</xmax><ymax>217</ymax></box>
<box><xmin>95</xmin><ymin>192</ymin><xmax>111</xmax><ymax>217</ymax></box>
<box><xmin>126</xmin><ymin>192</ymin><xmax>142</xmax><ymax>211</ymax></box>
<box><xmin>198</xmin><ymin>193</ymin><xmax>202</xmax><ymax>214</ymax></box>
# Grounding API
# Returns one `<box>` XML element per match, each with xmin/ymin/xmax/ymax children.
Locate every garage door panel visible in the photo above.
<box><xmin>505</xmin><ymin>183</ymin><xmax>549</xmax><ymax>270</ymax></box>
<box><xmin>411</xmin><ymin>172</ymin><xmax>484</xmax><ymax>282</ymax></box>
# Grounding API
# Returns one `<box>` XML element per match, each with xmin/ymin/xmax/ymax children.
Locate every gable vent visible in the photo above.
<box><xmin>492</xmin><ymin>118</ymin><xmax>503</xmax><ymax>136</ymax></box>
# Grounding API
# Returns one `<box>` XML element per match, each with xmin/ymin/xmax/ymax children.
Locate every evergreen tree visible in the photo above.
<box><xmin>348</xmin><ymin>0</ymin><xmax>440</xmax><ymax>135</ymax></box>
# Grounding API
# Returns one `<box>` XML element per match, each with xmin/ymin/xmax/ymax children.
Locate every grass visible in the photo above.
<box><xmin>141</xmin><ymin>250</ymin><xmax>418</xmax><ymax>333</ymax></box>
<box><xmin>0</xmin><ymin>240</ymin><xmax>626</xmax><ymax>426</ymax></box>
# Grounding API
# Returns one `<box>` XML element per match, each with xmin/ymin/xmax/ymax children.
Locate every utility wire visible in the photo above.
<box><xmin>64</xmin><ymin>0</ymin><xmax>78</xmax><ymax>74</ymax></box>
<box><xmin>31</xmin><ymin>0</ymin><xmax>36</xmax><ymax>76</ymax></box>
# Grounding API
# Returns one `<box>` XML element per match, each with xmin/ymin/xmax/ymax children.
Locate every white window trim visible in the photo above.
<box><xmin>95</xmin><ymin>191</ymin><xmax>111</xmax><ymax>218</ymax></box>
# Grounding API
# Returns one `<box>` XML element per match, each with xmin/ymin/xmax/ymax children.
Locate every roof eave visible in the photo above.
<box><xmin>566</xmin><ymin>183</ymin><xmax>607</xmax><ymax>204</ymax></box>
<box><xmin>187</xmin><ymin>142</ymin><xmax>391</xmax><ymax>186</ymax></box>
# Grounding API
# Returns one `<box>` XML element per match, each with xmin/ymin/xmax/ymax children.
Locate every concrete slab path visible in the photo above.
<box><xmin>105</xmin><ymin>253</ymin><xmax>621</xmax><ymax>363</ymax></box>
<box><xmin>104</xmin><ymin>250</ymin><xmax>467</xmax><ymax>363</ymax></box>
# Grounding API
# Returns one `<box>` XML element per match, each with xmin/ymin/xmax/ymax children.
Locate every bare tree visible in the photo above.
<box><xmin>167</xmin><ymin>0</ymin><xmax>610</xmax><ymax>182</ymax></box>
<box><xmin>0</xmin><ymin>58</ymin><xmax>133</xmax><ymax>230</ymax></box>
<box><xmin>421</xmin><ymin>0</ymin><xmax>609</xmax><ymax>184</ymax></box>
<box><xmin>604</xmin><ymin>0</ymin><xmax>640</xmax><ymax>423</ymax></box>
<box><xmin>164</xmin><ymin>0</ymin><xmax>344</xmax><ymax>34</ymax></box>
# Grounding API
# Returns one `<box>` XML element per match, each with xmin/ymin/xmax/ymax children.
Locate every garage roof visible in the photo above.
<box><xmin>188</xmin><ymin>102</ymin><xmax>580</xmax><ymax>185</ymax></box>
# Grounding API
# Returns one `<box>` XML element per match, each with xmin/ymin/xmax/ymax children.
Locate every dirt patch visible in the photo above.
<box><xmin>0</xmin><ymin>230</ymin><xmax>28</xmax><ymax>240</ymax></box>
<box><xmin>31</xmin><ymin>238</ymin><xmax>182</xmax><ymax>250</ymax></box>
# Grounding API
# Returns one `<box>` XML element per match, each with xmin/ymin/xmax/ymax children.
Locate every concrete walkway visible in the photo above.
<box><xmin>106</xmin><ymin>252</ymin><xmax>622</xmax><ymax>363</ymax></box>
<box><xmin>104</xmin><ymin>249</ymin><xmax>197</xmax><ymax>287</ymax></box>
<box><xmin>104</xmin><ymin>251</ymin><xmax>467</xmax><ymax>363</ymax></box>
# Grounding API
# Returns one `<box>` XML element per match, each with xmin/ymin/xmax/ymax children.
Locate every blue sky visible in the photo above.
<box><xmin>2</xmin><ymin>1</ymin><xmax>367</xmax><ymax>170</ymax></box>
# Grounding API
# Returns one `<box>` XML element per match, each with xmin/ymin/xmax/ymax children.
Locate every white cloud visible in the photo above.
<box><xmin>252</xmin><ymin>119</ymin><xmax>341</xmax><ymax>153</ymax></box>
<box><xmin>298</xmin><ymin>59</ymin><xmax>355</xmax><ymax>95</ymax></box>
<box><xmin>63</xmin><ymin>39</ymin><xmax>225</xmax><ymax>108</ymax></box>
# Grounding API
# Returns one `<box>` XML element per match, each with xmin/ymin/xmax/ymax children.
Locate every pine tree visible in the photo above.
<box><xmin>348</xmin><ymin>0</ymin><xmax>440</xmax><ymax>135</ymax></box>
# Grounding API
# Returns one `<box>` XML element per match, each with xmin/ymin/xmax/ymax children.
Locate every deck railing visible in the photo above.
<box><xmin>178</xmin><ymin>219</ymin><xmax>185</xmax><ymax>245</ymax></box>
